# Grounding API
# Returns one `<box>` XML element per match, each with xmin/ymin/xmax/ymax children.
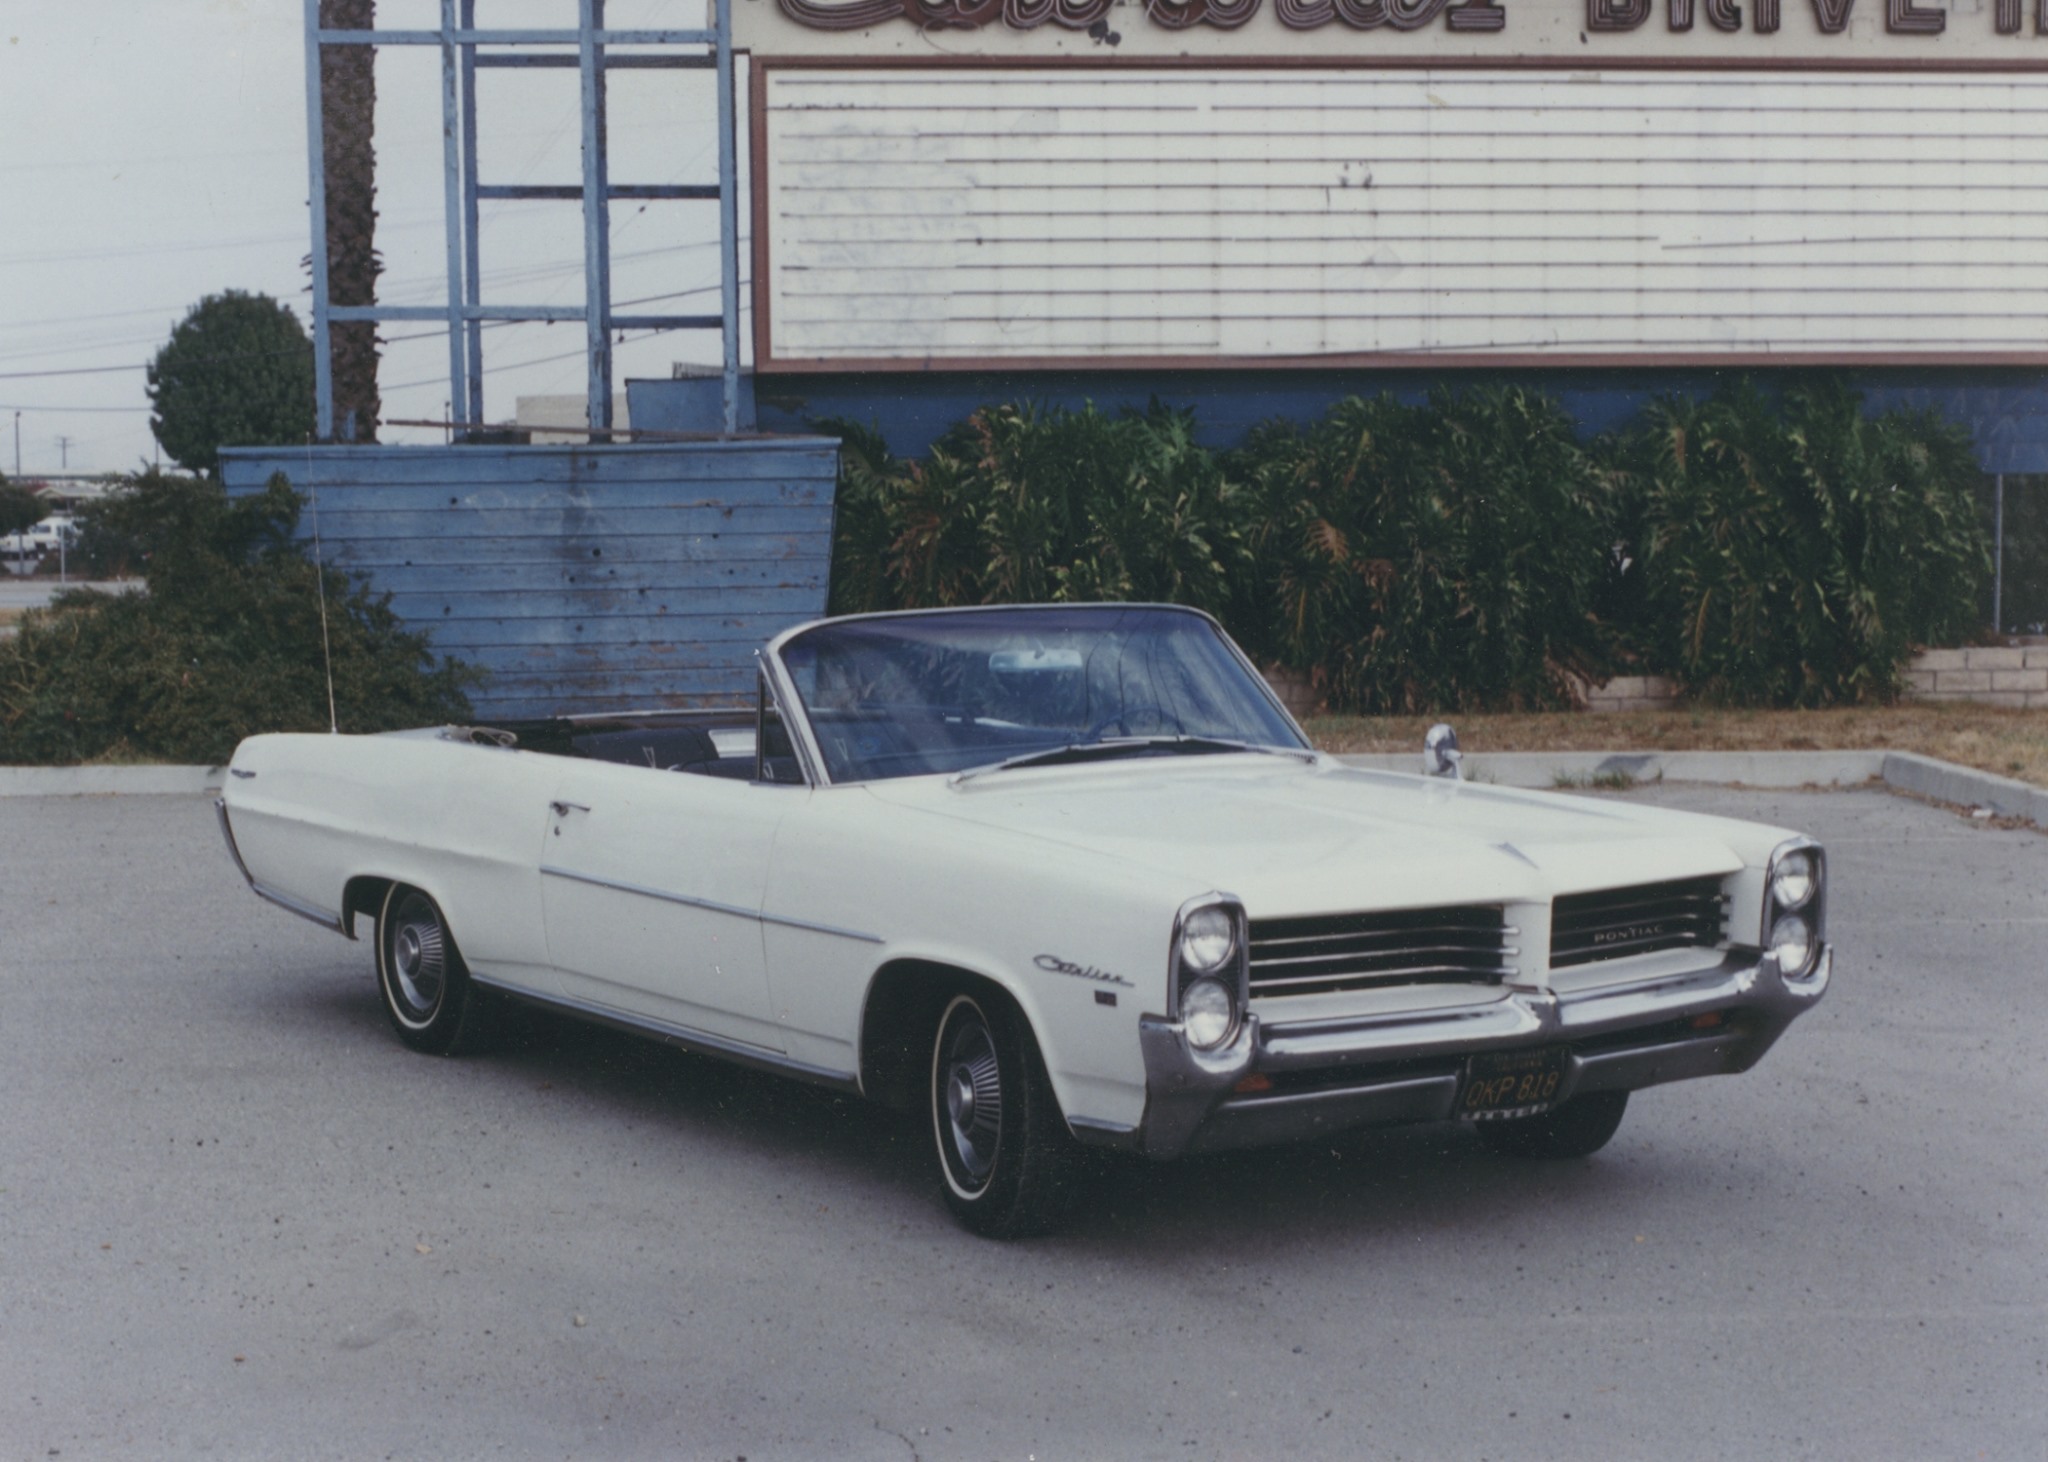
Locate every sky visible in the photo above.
<box><xmin>0</xmin><ymin>1</ymin><xmax>732</xmax><ymax>479</ymax></box>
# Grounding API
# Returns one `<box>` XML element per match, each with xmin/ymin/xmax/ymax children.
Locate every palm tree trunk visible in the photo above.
<box><xmin>319</xmin><ymin>0</ymin><xmax>380</xmax><ymax>442</ymax></box>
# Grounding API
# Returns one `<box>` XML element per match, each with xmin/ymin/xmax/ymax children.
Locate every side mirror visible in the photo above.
<box><xmin>1423</xmin><ymin>723</ymin><xmax>1463</xmax><ymax>780</ymax></box>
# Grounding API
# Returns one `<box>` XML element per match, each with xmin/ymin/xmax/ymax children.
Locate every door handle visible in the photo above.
<box><xmin>550</xmin><ymin>800</ymin><xmax>591</xmax><ymax>817</ymax></box>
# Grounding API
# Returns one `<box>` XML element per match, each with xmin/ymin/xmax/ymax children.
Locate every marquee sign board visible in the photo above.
<box><xmin>735</xmin><ymin>0</ymin><xmax>2048</xmax><ymax>57</ymax></box>
<box><xmin>738</xmin><ymin>0</ymin><xmax>2048</xmax><ymax>371</ymax></box>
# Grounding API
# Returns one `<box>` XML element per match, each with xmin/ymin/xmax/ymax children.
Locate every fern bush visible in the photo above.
<box><xmin>824</xmin><ymin>378</ymin><xmax>1986</xmax><ymax>712</ymax></box>
<box><xmin>1231</xmin><ymin>387</ymin><xmax>1618</xmax><ymax>713</ymax></box>
<box><xmin>1621</xmin><ymin>377</ymin><xmax>1988</xmax><ymax>706</ymax></box>
<box><xmin>825</xmin><ymin>402</ymin><xmax>1244</xmax><ymax>618</ymax></box>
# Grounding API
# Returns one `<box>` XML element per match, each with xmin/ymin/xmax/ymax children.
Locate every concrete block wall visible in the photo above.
<box><xmin>1270</xmin><ymin>649</ymin><xmax>2048</xmax><ymax>717</ymax></box>
<box><xmin>1584</xmin><ymin>675</ymin><xmax>1680</xmax><ymax>713</ymax></box>
<box><xmin>1906</xmin><ymin>644</ymin><xmax>2048</xmax><ymax>708</ymax></box>
<box><xmin>1262</xmin><ymin>666</ymin><xmax>1323</xmax><ymax>721</ymax></box>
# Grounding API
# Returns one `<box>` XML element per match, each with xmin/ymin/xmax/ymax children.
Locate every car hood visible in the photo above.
<box><xmin>858</xmin><ymin>755</ymin><xmax>1775</xmax><ymax>916</ymax></box>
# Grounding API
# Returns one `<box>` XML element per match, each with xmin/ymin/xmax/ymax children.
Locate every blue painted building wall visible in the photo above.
<box><xmin>630</xmin><ymin>367</ymin><xmax>2048</xmax><ymax>475</ymax></box>
<box><xmin>221</xmin><ymin>441</ymin><xmax>839</xmax><ymax>721</ymax></box>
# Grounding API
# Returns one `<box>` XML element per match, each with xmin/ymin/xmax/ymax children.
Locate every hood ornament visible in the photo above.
<box><xmin>1423</xmin><ymin>723</ymin><xmax>1463</xmax><ymax>780</ymax></box>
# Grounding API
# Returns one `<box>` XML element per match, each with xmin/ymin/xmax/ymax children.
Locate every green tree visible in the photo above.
<box><xmin>146</xmin><ymin>291</ymin><xmax>316</xmax><ymax>474</ymax></box>
<box><xmin>0</xmin><ymin>479</ymin><xmax>43</xmax><ymax>536</ymax></box>
<box><xmin>0</xmin><ymin>470</ymin><xmax>475</xmax><ymax>764</ymax></box>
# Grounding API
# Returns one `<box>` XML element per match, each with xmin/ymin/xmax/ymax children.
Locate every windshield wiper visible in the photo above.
<box><xmin>949</xmin><ymin>735</ymin><xmax>1320</xmax><ymax>787</ymax></box>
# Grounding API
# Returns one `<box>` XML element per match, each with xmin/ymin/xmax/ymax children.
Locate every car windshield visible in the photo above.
<box><xmin>776</xmin><ymin>605</ymin><xmax>1307</xmax><ymax>783</ymax></box>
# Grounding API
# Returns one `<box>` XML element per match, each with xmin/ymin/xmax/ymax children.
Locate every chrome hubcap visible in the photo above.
<box><xmin>942</xmin><ymin>1018</ymin><xmax>1003</xmax><ymax>1187</ymax></box>
<box><xmin>389</xmin><ymin>902</ymin><xmax>446</xmax><ymax>1018</ymax></box>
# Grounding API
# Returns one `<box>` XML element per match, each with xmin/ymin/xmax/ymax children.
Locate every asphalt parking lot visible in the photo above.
<box><xmin>3</xmin><ymin>785</ymin><xmax>2045</xmax><ymax>1460</ymax></box>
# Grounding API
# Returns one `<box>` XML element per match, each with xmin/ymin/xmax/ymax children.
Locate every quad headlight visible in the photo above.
<box><xmin>1180</xmin><ymin>977</ymin><xmax>1236</xmax><ymax>1049</ymax></box>
<box><xmin>1765</xmin><ymin>840</ymin><xmax>1825</xmax><ymax>981</ymax></box>
<box><xmin>1173</xmin><ymin>896</ymin><xmax>1246</xmax><ymax>1051</ymax></box>
<box><xmin>1768</xmin><ymin>913</ymin><xmax>1814</xmax><ymax>975</ymax></box>
<box><xmin>1770</xmin><ymin>849</ymin><xmax>1817</xmax><ymax>911</ymax></box>
<box><xmin>1179</xmin><ymin>906</ymin><xmax>1236</xmax><ymax>974</ymax></box>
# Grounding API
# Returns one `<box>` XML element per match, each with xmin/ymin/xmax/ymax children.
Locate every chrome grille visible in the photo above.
<box><xmin>1248</xmin><ymin>906</ymin><xmax>1513</xmax><ymax>998</ymax></box>
<box><xmin>1550</xmin><ymin>876</ymin><xmax>1725</xmax><ymax>968</ymax></box>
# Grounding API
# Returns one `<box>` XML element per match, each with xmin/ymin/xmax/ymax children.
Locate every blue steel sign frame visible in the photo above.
<box><xmin>301</xmin><ymin>0</ymin><xmax>743</xmax><ymax>439</ymax></box>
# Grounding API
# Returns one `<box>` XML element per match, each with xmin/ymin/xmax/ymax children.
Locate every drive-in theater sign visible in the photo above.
<box><xmin>624</xmin><ymin>0</ymin><xmax>2048</xmax><ymax>467</ymax></box>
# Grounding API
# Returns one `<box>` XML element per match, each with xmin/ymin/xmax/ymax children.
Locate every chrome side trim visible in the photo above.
<box><xmin>468</xmin><ymin>975</ymin><xmax>860</xmax><ymax>1093</ymax></box>
<box><xmin>218</xmin><ymin>796</ymin><xmax>350</xmax><ymax>936</ymax></box>
<box><xmin>760</xmin><ymin>910</ymin><xmax>884</xmax><ymax>943</ymax></box>
<box><xmin>251</xmin><ymin>879</ymin><xmax>348</xmax><ymax>935</ymax></box>
<box><xmin>538</xmin><ymin>863</ymin><xmax>885</xmax><ymax>944</ymax></box>
<box><xmin>214</xmin><ymin>797</ymin><xmax>254</xmax><ymax>883</ymax></box>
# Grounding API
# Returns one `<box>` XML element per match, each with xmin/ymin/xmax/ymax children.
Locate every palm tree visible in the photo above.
<box><xmin>319</xmin><ymin>0</ymin><xmax>380</xmax><ymax>442</ymax></box>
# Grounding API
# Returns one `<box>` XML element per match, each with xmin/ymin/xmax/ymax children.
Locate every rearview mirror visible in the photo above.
<box><xmin>989</xmin><ymin>649</ymin><xmax>1084</xmax><ymax>673</ymax></box>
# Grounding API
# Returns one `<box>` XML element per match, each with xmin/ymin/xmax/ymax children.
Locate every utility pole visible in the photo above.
<box><xmin>55</xmin><ymin>435</ymin><xmax>72</xmax><ymax>469</ymax></box>
<box><xmin>11</xmin><ymin>411</ymin><xmax>18</xmax><ymax>478</ymax></box>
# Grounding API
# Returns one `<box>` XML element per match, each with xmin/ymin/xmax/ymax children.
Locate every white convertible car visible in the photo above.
<box><xmin>219</xmin><ymin>604</ymin><xmax>1830</xmax><ymax>1236</ymax></box>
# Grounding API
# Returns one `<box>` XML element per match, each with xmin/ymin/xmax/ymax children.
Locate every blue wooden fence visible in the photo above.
<box><xmin>220</xmin><ymin>440</ymin><xmax>839</xmax><ymax>720</ymax></box>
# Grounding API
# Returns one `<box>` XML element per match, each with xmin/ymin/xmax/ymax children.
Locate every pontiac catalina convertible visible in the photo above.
<box><xmin>219</xmin><ymin>604</ymin><xmax>1831</xmax><ymax>1236</ymax></box>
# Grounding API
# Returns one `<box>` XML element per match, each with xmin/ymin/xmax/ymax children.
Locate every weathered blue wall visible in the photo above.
<box><xmin>220</xmin><ymin>441</ymin><xmax>838</xmax><ymax>721</ymax></box>
<box><xmin>697</xmin><ymin>366</ymin><xmax>2048</xmax><ymax>474</ymax></box>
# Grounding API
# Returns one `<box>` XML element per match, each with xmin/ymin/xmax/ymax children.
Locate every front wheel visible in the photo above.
<box><xmin>1474</xmin><ymin>1089</ymin><xmax>1628</xmax><ymax>1159</ymax></box>
<box><xmin>931</xmin><ymin>991</ymin><xmax>1078</xmax><ymax>1239</ymax></box>
<box><xmin>375</xmin><ymin>884</ymin><xmax>495</xmax><ymax>1055</ymax></box>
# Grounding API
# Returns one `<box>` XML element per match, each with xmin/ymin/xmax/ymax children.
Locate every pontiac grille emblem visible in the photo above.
<box><xmin>1593</xmin><ymin>922</ymin><xmax>1668</xmax><ymax>945</ymax></box>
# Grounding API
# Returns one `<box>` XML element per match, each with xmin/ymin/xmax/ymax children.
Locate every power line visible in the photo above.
<box><xmin>0</xmin><ymin>402</ymin><xmax>146</xmax><ymax>414</ymax></box>
<box><xmin>0</xmin><ymin>361</ymin><xmax>149</xmax><ymax>381</ymax></box>
<box><xmin>1</xmin><ymin>283</ymin><xmax>731</xmax><ymax>383</ymax></box>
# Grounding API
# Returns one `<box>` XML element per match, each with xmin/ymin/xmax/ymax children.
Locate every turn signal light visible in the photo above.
<box><xmin>1690</xmin><ymin>1011</ymin><xmax>1726</xmax><ymax>1030</ymax></box>
<box><xmin>1233</xmin><ymin>1073</ymin><xmax>1274</xmax><ymax>1095</ymax></box>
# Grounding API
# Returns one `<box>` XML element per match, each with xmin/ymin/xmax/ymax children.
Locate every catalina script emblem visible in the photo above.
<box><xmin>1035</xmin><ymin>954</ymin><xmax>1133</xmax><ymax>988</ymax></box>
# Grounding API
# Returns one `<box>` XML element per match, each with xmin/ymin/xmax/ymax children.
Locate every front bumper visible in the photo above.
<box><xmin>1118</xmin><ymin>943</ymin><xmax>1830</xmax><ymax>1159</ymax></box>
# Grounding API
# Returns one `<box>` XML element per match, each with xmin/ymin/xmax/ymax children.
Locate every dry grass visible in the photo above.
<box><xmin>0</xmin><ymin>607</ymin><xmax>23</xmax><ymax>629</ymax></box>
<box><xmin>1304</xmin><ymin>703</ymin><xmax>2048</xmax><ymax>789</ymax></box>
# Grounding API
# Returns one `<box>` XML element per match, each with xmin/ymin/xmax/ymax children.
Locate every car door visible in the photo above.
<box><xmin>538</xmin><ymin>758</ymin><xmax>793</xmax><ymax>1053</ymax></box>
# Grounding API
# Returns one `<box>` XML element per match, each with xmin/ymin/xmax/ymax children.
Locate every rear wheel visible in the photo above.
<box><xmin>931</xmin><ymin>991</ymin><xmax>1079</xmax><ymax>1239</ymax></box>
<box><xmin>1474</xmin><ymin>1089</ymin><xmax>1628</xmax><ymax>1159</ymax></box>
<box><xmin>375</xmin><ymin>884</ymin><xmax>495</xmax><ymax>1055</ymax></box>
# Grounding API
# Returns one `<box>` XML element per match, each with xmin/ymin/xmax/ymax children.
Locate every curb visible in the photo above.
<box><xmin>1878</xmin><ymin>751</ymin><xmax>2048</xmax><ymax>825</ymax></box>
<box><xmin>1337</xmin><ymin>747</ymin><xmax>2043</xmax><ymax>827</ymax></box>
<box><xmin>0</xmin><ymin>765</ymin><xmax>226</xmax><ymax>797</ymax></box>
<box><xmin>1335</xmin><ymin>749</ymin><xmax>1887</xmax><ymax>789</ymax></box>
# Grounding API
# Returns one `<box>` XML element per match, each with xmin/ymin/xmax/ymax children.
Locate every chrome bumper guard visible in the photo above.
<box><xmin>1125</xmin><ymin>945</ymin><xmax>1830</xmax><ymax>1159</ymax></box>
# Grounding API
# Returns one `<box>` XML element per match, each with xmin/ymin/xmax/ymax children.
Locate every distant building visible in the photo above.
<box><xmin>515</xmin><ymin>395</ymin><xmax>632</xmax><ymax>446</ymax></box>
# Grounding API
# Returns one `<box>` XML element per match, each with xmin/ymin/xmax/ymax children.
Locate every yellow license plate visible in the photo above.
<box><xmin>1458</xmin><ymin>1046</ymin><xmax>1569</xmax><ymax>1119</ymax></box>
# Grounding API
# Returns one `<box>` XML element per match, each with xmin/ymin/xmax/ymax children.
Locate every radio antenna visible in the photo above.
<box><xmin>305</xmin><ymin>435</ymin><xmax>339</xmax><ymax>735</ymax></box>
